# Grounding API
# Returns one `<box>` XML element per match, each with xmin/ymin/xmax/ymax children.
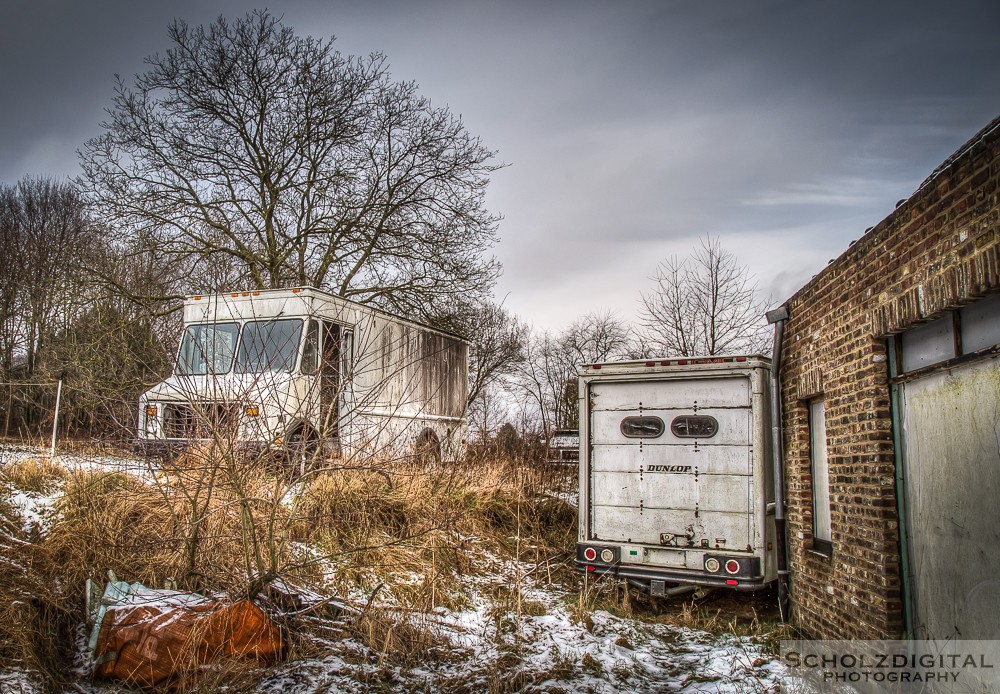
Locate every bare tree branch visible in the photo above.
<box><xmin>78</xmin><ymin>10</ymin><xmax>503</xmax><ymax>319</ymax></box>
<box><xmin>638</xmin><ymin>236</ymin><xmax>771</xmax><ymax>357</ymax></box>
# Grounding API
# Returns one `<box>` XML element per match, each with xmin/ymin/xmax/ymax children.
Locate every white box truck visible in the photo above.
<box><xmin>575</xmin><ymin>356</ymin><xmax>776</xmax><ymax>593</ymax></box>
<box><xmin>137</xmin><ymin>287</ymin><xmax>468</xmax><ymax>462</ymax></box>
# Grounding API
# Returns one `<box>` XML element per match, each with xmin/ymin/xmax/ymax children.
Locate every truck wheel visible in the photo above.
<box><xmin>414</xmin><ymin>428</ymin><xmax>441</xmax><ymax>464</ymax></box>
<box><xmin>287</xmin><ymin>426</ymin><xmax>320</xmax><ymax>476</ymax></box>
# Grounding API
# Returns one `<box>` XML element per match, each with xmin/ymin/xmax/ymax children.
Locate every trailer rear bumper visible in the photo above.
<box><xmin>574</xmin><ymin>559</ymin><xmax>772</xmax><ymax>591</ymax></box>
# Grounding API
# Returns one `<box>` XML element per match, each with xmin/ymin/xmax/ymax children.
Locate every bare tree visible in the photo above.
<box><xmin>516</xmin><ymin>312</ymin><xmax>634</xmax><ymax>432</ymax></box>
<box><xmin>0</xmin><ymin>178</ymin><xmax>92</xmax><ymax>379</ymax></box>
<box><xmin>79</xmin><ymin>10</ymin><xmax>502</xmax><ymax>320</ymax></box>
<box><xmin>559</xmin><ymin>310</ymin><xmax>636</xmax><ymax>366</ymax></box>
<box><xmin>638</xmin><ymin>236</ymin><xmax>770</xmax><ymax>357</ymax></box>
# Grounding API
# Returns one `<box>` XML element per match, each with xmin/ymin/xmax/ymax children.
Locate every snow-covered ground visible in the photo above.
<box><xmin>0</xmin><ymin>443</ymin><xmax>154</xmax><ymax>478</ymax></box>
<box><xmin>1</xmin><ymin>444</ymin><xmax>789</xmax><ymax>692</ymax></box>
<box><xmin>258</xmin><ymin>575</ymin><xmax>785</xmax><ymax>693</ymax></box>
<box><xmin>255</xmin><ymin>530</ymin><xmax>786</xmax><ymax>694</ymax></box>
<box><xmin>2</xmin><ymin>444</ymin><xmax>156</xmax><ymax>536</ymax></box>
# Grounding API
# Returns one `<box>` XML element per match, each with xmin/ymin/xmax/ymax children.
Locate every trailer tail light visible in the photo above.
<box><xmin>726</xmin><ymin>579</ymin><xmax>738</xmax><ymax>586</ymax></box>
<box><xmin>583</xmin><ymin>547</ymin><xmax>597</xmax><ymax>561</ymax></box>
<box><xmin>600</xmin><ymin>548</ymin><xmax>615</xmax><ymax>563</ymax></box>
<box><xmin>703</xmin><ymin>554</ymin><xmax>761</xmax><ymax>581</ymax></box>
<box><xmin>145</xmin><ymin>405</ymin><xmax>158</xmax><ymax>417</ymax></box>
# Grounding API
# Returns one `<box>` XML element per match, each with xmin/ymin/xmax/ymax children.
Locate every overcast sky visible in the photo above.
<box><xmin>3</xmin><ymin>0</ymin><xmax>999</xmax><ymax>331</ymax></box>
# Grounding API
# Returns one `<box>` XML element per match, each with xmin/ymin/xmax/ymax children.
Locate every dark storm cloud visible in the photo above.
<box><xmin>2</xmin><ymin>0</ymin><xmax>999</xmax><ymax>328</ymax></box>
<box><xmin>0</xmin><ymin>0</ymin><xmax>248</xmax><ymax>181</ymax></box>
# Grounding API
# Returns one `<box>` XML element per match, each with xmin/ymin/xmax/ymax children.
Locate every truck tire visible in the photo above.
<box><xmin>414</xmin><ymin>428</ymin><xmax>441</xmax><ymax>464</ymax></box>
<box><xmin>286</xmin><ymin>426</ymin><xmax>320</xmax><ymax>476</ymax></box>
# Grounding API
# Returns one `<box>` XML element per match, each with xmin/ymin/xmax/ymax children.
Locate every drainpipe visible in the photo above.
<box><xmin>766</xmin><ymin>306</ymin><xmax>790</xmax><ymax>623</ymax></box>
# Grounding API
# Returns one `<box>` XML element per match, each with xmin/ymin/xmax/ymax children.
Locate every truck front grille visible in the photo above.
<box><xmin>162</xmin><ymin>402</ymin><xmax>238</xmax><ymax>439</ymax></box>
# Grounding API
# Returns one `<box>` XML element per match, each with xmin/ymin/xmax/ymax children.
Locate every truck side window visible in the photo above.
<box><xmin>620</xmin><ymin>416</ymin><xmax>664</xmax><ymax>438</ymax></box>
<box><xmin>301</xmin><ymin>320</ymin><xmax>320</xmax><ymax>374</ymax></box>
<box><xmin>341</xmin><ymin>329</ymin><xmax>353</xmax><ymax>378</ymax></box>
<box><xmin>670</xmin><ymin>415</ymin><xmax>718</xmax><ymax>438</ymax></box>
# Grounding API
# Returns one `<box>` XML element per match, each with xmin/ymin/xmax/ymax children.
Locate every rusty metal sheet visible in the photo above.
<box><xmin>90</xmin><ymin>580</ymin><xmax>284</xmax><ymax>689</ymax></box>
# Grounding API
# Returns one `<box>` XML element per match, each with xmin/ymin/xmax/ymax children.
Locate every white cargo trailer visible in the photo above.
<box><xmin>575</xmin><ymin>356</ymin><xmax>776</xmax><ymax>593</ymax></box>
<box><xmin>137</xmin><ymin>287</ymin><xmax>468</xmax><ymax>462</ymax></box>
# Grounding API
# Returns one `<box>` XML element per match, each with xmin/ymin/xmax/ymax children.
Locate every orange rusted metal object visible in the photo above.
<box><xmin>91</xmin><ymin>583</ymin><xmax>283</xmax><ymax>689</ymax></box>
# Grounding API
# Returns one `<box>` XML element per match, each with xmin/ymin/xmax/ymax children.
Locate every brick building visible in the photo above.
<box><xmin>777</xmin><ymin>115</ymin><xmax>1000</xmax><ymax>639</ymax></box>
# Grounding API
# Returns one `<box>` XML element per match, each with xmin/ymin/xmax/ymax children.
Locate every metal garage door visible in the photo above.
<box><xmin>898</xmin><ymin>355</ymin><xmax>1000</xmax><ymax>639</ymax></box>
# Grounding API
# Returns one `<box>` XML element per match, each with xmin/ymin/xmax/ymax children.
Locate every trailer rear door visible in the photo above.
<box><xmin>588</xmin><ymin>375</ymin><xmax>753</xmax><ymax>551</ymax></box>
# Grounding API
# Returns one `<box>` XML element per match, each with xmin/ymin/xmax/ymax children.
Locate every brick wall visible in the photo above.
<box><xmin>779</xmin><ymin>115</ymin><xmax>1000</xmax><ymax>639</ymax></box>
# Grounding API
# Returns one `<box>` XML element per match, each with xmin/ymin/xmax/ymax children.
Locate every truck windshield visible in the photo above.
<box><xmin>176</xmin><ymin>322</ymin><xmax>239</xmax><ymax>375</ymax></box>
<box><xmin>235</xmin><ymin>319</ymin><xmax>303</xmax><ymax>373</ymax></box>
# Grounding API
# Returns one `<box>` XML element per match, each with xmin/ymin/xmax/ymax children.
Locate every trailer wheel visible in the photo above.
<box><xmin>414</xmin><ymin>428</ymin><xmax>441</xmax><ymax>464</ymax></box>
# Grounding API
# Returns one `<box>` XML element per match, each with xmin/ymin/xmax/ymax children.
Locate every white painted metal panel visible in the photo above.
<box><xmin>592</xmin><ymin>470</ymin><xmax>749</xmax><ymax>512</ymax></box>
<box><xmin>588</xmin><ymin>443</ymin><xmax>751</xmax><ymax>476</ymax></box>
<box><xmin>900</xmin><ymin>356</ymin><xmax>1000</xmax><ymax>639</ymax></box>
<box><xmin>590</xmin><ymin>407</ymin><xmax>751</xmax><ymax>447</ymax></box>
<box><xmin>593</xmin><ymin>505</ymin><xmax>751</xmax><ymax>549</ymax></box>
<box><xmin>589</xmin><ymin>376</ymin><xmax>754</xmax><ymax>552</ymax></box>
<box><xmin>590</xmin><ymin>376</ymin><xmax>749</xmax><ymax>410</ymax></box>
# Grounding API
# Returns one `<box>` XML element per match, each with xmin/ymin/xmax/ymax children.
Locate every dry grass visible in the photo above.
<box><xmin>289</xmin><ymin>457</ymin><xmax>576</xmax><ymax>601</ymax></box>
<box><xmin>0</xmin><ymin>440</ymin><xmax>789</xmax><ymax>690</ymax></box>
<box><xmin>0</xmin><ymin>444</ymin><xmax>580</xmax><ymax>690</ymax></box>
<box><xmin>0</xmin><ymin>456</ymin><xmax>67</xmax><ymax>493</ymax></box>
<box><xmin>0</xmin><ymin>497</ymin><xmax>72</xmax><ymax>689</ymax></box>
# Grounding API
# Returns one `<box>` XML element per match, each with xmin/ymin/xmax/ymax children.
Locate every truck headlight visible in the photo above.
<box><xmin>144</xmin><ymin>405</ymin><xmax>159</xmax><ymax>434</ymax></box>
